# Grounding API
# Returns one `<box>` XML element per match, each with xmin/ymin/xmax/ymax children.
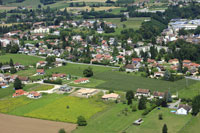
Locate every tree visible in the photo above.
<box><xmin>138</xmin><ymin>96</ymin><xmax>146</xmax><ymax>110</ymax></box>
<box><xmin>162</xmin><ymin>124</ymin><xmax>168</xmax><ymax>133</ymax></box>
<box><xmin>83</xmin><ymin>67</ymin><xmax>93</xmax><ymax>77</ymax></box>
<box><xmin>0</xmin><ymin>0</ymin><xmax>3</xmax><ymax>5</ymax></box>
<box><xmin>77</xmin><ymin>116</ymin><xmax>87</xmax><ymax>126</ymax></box>
<box><xmin>126</xmin><ymin>90</ymin><xmax>134</xmax><ymax>105</ymax></box>
<box><xmin>10</xmin><ymin>44</ymin><xmax>19</xmax><ymax>53</ymax></box>
<box><xmin>10</xmin><ymin>67</ymin><xmax>17</xmax><ymax>74</ymax></box>
<box><xmin>159</xmin><ymin>113</ymin><xmax>163</xmax><ymax>120</ymax></box>
<box><xmin>192</xmin><ymin>95</ymin><xmax>200</xmax><ymax>115</ymax></box>
<box><xmin>46</xmin><ymin>56</ymin><xmax>55</xmax><ymax>66</ymax></box>
<box><xmin>58</xmin><ymin>128</ymin><xmax>66</xmax><ymax>133</ymax></box>
<box><xmin>14</xmin><ymin>78</ymin><xmax>22</xmax><ymax>90</ymax></box>
<box><xmin>9</xmin><ymin>58</ymin><xmax>14</xmax><ymax>66</ymax></box>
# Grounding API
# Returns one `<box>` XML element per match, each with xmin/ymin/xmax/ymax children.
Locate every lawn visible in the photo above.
<box><xmin>15</xmin><ymin>68</ymin><xmax>36</xmax><ymax>76</ymax></box>
<box><xmin>23</xmin><ymin>96</ymin><xmax>107</xmax><ymax>123</ymax></box>
<box><xmin>0</xmin><ymin>96</ymin><xmax>32</xmax><ymax>113</ymax></box>
<box><xmin>0</xmin><ymin>54</ymin><xmax>44</xmax><ymax>66</ymax></box>
<box><xmin>178</xmin><ymin>114</ymin><xmax>200</xmax><ymax>133</ymax></box>
<box><xmin>0</xmin><ymin>85</ymin><xmax>15</xmax><ymax>99</ymax></box>
<box><xmin>74</xmin><ymin>103</ymin><xmax>143</xmax><ymax>133</ymax></box>
<box><xmin>125</xmin><ymin>108</ymin><xmax>192</xmax><ymax>133</ymax></box>
<box><xmin>179</xmin><ymin>81</ymin><xmax>200</xmax><ymax>99</ymax></box>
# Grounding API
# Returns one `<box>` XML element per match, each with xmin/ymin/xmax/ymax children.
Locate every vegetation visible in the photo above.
<box><xmin>14</xmin><ymin>78</ymin><xmax>23</xmax><ymax>90</ymax></box>
<box><xmin>77</xmin><ymin>116</ymin><xmax>87</xmax><ymax>126</ymax></box>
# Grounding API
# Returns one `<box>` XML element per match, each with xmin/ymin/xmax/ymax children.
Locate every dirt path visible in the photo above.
<box><xmin>0</xmin><ymin>114</ymin><xmax>77</xmax><ymax>133</ymax></box>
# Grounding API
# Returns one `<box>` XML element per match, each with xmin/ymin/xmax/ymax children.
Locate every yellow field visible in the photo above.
<box><xmin>0</xmin><ymin>6</ymin><xmax>17</xmax><ymax>10</ymax></box>
<box><xmin>62</xmin><ymin>6</ymin><xmax>120</xmax><ymax>12</ymax></box>
<box><xmin>0</xmin><ymin>23</ymin><xmax>21</xmax><ymax>27</ymax></box>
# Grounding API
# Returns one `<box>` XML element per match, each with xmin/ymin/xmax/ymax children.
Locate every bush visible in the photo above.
<box><xmin>83</xmin><ymin>67</ymin><xmax>93</xmax><ymax>77</ymax></box>
<box><xmin>159</xmin><ymin>113</ymin><xmax>163</xmax><ymax>120</ymax></box>
<box><xmin>77</xmin><ymin>116</ymin><xmax>87</xmax><ymax>126</ymax></box>
<box><xmin>132</xmin><ymin>105</ymin><xmax>137</xmax><ymax>112</ymax></box>
<box><xmin>58</xmin><ymin>128</ymin><xmax>66</xmax><ymax>133</ymax></box>
<box><xmin>43</xmin><ymin>79</ymin><xmax>62</xmax><ymax>85</ymax></box>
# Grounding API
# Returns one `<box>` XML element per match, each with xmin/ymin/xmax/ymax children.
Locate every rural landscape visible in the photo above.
<box><xmin>1</xmin><ymin>0</ymin><xmax>200</xmax><ymax>133</ymax></box>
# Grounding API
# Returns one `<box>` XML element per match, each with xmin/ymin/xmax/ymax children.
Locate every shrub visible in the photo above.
<box><xmin>77</xmin><ymin>116</ymin><xmax>87</xmax><ymax>126</ymax></box>
<box><xmin>159</xmin><ymin>113</ymin><xmax>163</xmax><ymax>120</ymax></box>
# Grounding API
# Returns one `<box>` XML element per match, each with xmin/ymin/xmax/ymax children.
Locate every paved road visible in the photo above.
<box><xmin>168</xmin><ymin>99</ymin><xmax>181</xmax><ymax>109</ymax></box>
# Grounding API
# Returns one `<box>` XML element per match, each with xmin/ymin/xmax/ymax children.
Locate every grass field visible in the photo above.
<box><xmin>103</xmin><ymin>17</ymin><xmax>150</xmax><ymax>30</ymax></box>
<box><xmin>179</xmin><ymin>82</ymin><xmax>200</xmax><ymax>99</ymax></box>
<box><xmin>125</xmin><ymin>108</ymin><xmax>192</xmax><ymax>133</ymax></box>
<box><xmin>178</xmin><ymin>114</ymin><xmax>200</xmax><ymax>133</ymax></box>
<box><xmin>45</xmin><ymin>63</ymin><xmax>197</xmax><ymax>93</ymax></box>
<box><xmin>66</xmin><ymin>6</ymin><xmax>120</xmax><ymax>12</ymax></box>
<box><xmin>74</xmin><ymin>103</ymin><xmax>143</xmax><ymax>133</ymax></box>
<box><xmin>0</xmin><ymin>85</ymin><xmax>14</xmax><ymax>99</ymax></box>
<box><xmin>0</xmin><ymin>54</ymin><xmax>44</xmax><ymax>66</ymax></box>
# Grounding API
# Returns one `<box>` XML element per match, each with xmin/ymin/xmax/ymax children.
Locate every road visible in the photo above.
<box><xmin>168</xmin><ymin>99</ymin><xmax>181</xmax><ymax>109</ymax></box>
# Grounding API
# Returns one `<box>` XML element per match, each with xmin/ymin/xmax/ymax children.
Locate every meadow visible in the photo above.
<box><xmin>0</xmin><ymin>85</ymin><xmax>15</xmax><ymax>99</ymax></box>
<box><xmin>0</xmin><ymin>54</ymin><xmax>44</xmax><ymax>66</ymax></box>
<box><xmin>178</xmin><ymin>114</ymin><xmax>200</xmax><ymax>133</ymax></box>
<box><xmin>74</xmin><ymin>103</ymin><xmax>143</xmax><ymax>133</ymax></box>
<box><xmin>179</xmin><ymin>82</ymin><xmax>200</xmax><ymax>99</ymax></box>
<box><xmin>125</xmin><ymin>108</ymin><xmax>192</xmax><ymax>133</ymax></box>
<box><xmin>45</xmin><ymin>63</ymin><xmax>197</xmax><ymax>93</ymax></box>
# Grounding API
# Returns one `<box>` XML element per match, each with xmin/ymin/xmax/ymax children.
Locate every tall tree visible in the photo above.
<box><xmin>162</xmin><ymin>124</ymin><xmax>168</xmax><ymax>133</ymax></box>
<box><xmin>138</xmin><ymin>96</ymin><xmax>146</xmax><ymax>110</ymax></box>
<box><xmin>126</xmin><ymin>90</ymin><xmax>134</xmax><ymax>105</ymax></box>
<box><xmin>14</xmin><ymin>78</ymin><xmax>22</xmax><ymax>90</ymax></box>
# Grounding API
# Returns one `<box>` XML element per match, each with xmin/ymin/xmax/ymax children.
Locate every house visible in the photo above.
<box><xmin>77</xmin><ymin>88</ymin><xmax>97</xmax><ymax>97</ymax></box>
<box><xmin>36</xmin><ymin>61</ymin><xmax>47</xmax><ymax>67</ymax></box>
<box><xmin>0</xmin><ymin>65</ymin><xmax>11</xmax><ymax>73</ymax></box>
<box><xmin>14</xmin><ymin>63</ymin><xmax>25</xmax><ymax>70</ymax></box>
<box><xmin>74</xmin><ymin>78</ymin><xmax>89</xmax><ymax>84</ymax></box>
<box><xmin>36</xmin><ymin>69</ymin><xmax>45</xmax><ymax>75</ymax></box>
<box><xmin>97</xmin><ymin>27</ymin><xmax>104</xmax><ymax>34</ymax></box>
<box><xmin>32</xmin><ymin>27</ymin><xmax>49</xmax><ymax>34</ymax></box>
<box><xmin>52</xmin><ymin>73</ymin><xmax>66</xmax><ymax>79</ymax></box>
<box><xmin>169</xmin><ymin>59</ymin><xmax>179</xmax><ymax>66</ymax></box>
<box><xmin>59</xmin><ymin>84</ymin><xmax>72</xmax><ymax>92</ymax></box>
<box><xmin>153</xmin><ymin>91</ymin><xmax>165</xmax><ymax>99</ymax></box>
<box><xmin>18</xmin><ymin>76</ymin><xmax>29</xmax><ymax>84</ymax></box>
<box><xmin>12</xmin><ymin>89</ymin><xmax>27</xmax><ymax>97</ymax></box>
<box><xmin>27</xmin><ymin>91</ymin><xmax>42</xmax><ymax>99</ymax></box>
<box><xmin>125</xmin><ymin>64</ymin><xmax>137</xmax><ymax>72</ymax></box>
<box><xmin>132</xmin><ymin>58</ymin><xmax>142</xmax><ymax>64</ymax></box>
<box><xmin>136</xmin><ymin>88</ymin><xmax>151</xmax><ymax>97</ymax></box>
<box><xmin>102</xmin><ymin>93</ymin><xmax>120</xmax><ymax>101</ymax></box>
<box><xmin>176</xmin><ymin>104</ymin><xmax>192</xmax><ymax>115</ymax></box>
<box><xmin>183</xmin><ymin>60</ymin><xmax>191</xmax><ymax>65</ymax></box>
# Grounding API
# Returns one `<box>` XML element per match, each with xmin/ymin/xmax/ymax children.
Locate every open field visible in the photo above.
<box><xmin>103</xmin><ymin>17</ymin><xmax>150</xmax><ymax>30</ymax></box>
<box><xmin>74</xmin><ymin>103</ymin><xmax>143</xmax><ymax>133</ymax></box>
<box><xmin>0</xmin><ymin>85</ymin><xmax>14</xmax><ymax>99</ymax></box>
<box><xmin>0</xmin><ymin>54</ymin><xmax>44</xmax><ymax>66</ymax></box>
<box><xmin>0</xmin><ymin>113</ymin><xmax>77</xmax><ymax>133</ymax></box>
<box><xmin>178</xmin><ymin>114</ymin><xmax>200</xmax><ymax>133</ymax></box>
<box><xmin>24</xmin><ymin>96</ymin><xmax>107</xmax><ymax>123</ymax></box>
<box><xmin>179</xmin><ymin>82</ymin><xmax>200</xmax><ymax>99</ymax></box>
<box><xmin>126</xmin><ymin>108</ymin><xmax>192</xmax><ymax>133</ymax></box>
<box><xmin>0</xmin><ymin>5</ymin><xmax>17</xmax><ymax>10</ymax></box>
<box><xmin>46</xmin><ymin>63</ymin><xmax>197</xmax><ymax>93</ymax></box>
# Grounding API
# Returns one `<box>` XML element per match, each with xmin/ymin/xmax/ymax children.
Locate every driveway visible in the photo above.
<box><xmin>168</xmin><ymin>99</ymin><xmax>181</xmax><ymax>109</ymax></box>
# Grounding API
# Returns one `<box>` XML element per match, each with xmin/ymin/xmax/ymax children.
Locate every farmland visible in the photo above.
<box><xmin>45</xmin><ymin>63</ymin><xmax>197</xmax><ymax>93</ymax></box>
<box><xmin>179</xmin><ymin>82</ymin><xmax>200</xmax><ymax>99</ymax></box>
<box><xmin>0</xmin><ymin>54</ymin><xmax>44</xmax><ymax>66</ymax></box>
<box><xmin>0</xmin><ymin>93</ymin><xmax>108</xmax><ymax>123</ymax></box>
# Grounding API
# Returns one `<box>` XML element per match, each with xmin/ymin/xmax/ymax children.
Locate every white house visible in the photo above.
<box><xmin>176</xmin><ymin>104</ymin><xmax>192</xmax><ymax>115</ymax></box>
<box><xmin>27</xmin><ymin>91</ymin><xmax>42</xmax><ymax>99</ymax></box>
<box><xmin>32</xmin><ymin>27</ymin><xmax>50</xmax><ymax>34</ymax></box>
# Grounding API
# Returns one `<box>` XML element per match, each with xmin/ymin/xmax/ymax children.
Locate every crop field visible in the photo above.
<box><xmin>66</xmin><ymin>6</ymin><xmax>120</xmax><ymax>12</ymax></box>
<box><xmin>24</xmin><ymin>96</ymin><xmax>107</xmax><ymax>123</ymax></box>
<box><xmin>126</xmin><ymin>108</ymin><xmax>192</xmax><ymax>133</ymax></box>
<box><xmin>0</xmin><ymin>54</ymin><xmax>44</xmax><ymax>66</ymax></box>
<box><xmin>1</xmin><ymin>94</ymin><xmax>107</xmax><ymax>123</ymax></box>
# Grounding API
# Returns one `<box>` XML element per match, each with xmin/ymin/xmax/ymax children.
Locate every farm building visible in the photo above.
<box><xmin>102</xmin><ymin>93</ymin><xmax>120</xmax><ymax>101</ymax></box>
<box><xmin>74</xmin><ymin>78</ymin><xmax>89</xmax><ymax>84</ymax></box>
<box><xmin>136</xmin><ymin>88</ymin><xmax>151</xmax><ymax>97</ymax></box>
<box><xmin>77</xmin><ymin>88</ymin><xmax>97</xmax><ymax>97</ymax></box>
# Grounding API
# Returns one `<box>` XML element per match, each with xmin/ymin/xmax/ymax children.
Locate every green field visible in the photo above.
<box><xmin>179</xmin><ymin>82</ymin><xmax>200</xmax><ymax>99</ymax></box>
<box><xmin>74</xmin><ymin>103</ymin><xmax>143</xmax><ymax>133</ymax></box>
<box><xmin>0</xmin><ymin>54</ymin><xmax>44</xmax><ymax>66</ymax></box>
<box><xmin>126</xmin><ymin>108</ymin><xmax>192</xmax><ymax>133</ymax></box>
<box><xmin>179</xmin><ymin>114</ymin><xmax>200</xmax><ymax>133</ymax></box>
<box><xmin>2</xmin><ymin>94</ymin><xmax>107</xmax><ymax>123</ymax></box>
<box><xmin>103</xmin><ymin>17</ymin><xmax>150</xmax><ymax>30</ymax></box>
<box><xmin>45</xmin><ymin>63</ymin><xmax>197</xmax><ymax>93</ymax></box>
<box><xmin>0</xmin><ymin>85</ymin><xmax>14</xmax><ymax>99</ymax></box>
